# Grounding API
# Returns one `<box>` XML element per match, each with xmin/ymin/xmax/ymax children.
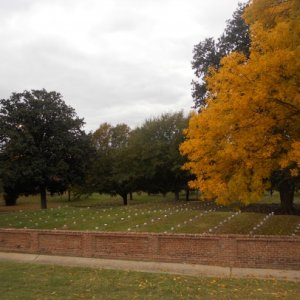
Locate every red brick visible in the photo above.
<box><xmin>0</xmin><ymin>229</ymin><xmax>299</xmax><ymax>270</ymax></box>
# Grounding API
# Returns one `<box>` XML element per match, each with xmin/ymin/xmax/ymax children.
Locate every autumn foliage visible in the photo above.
<box><xmin>180</xmin><ymin>0</ymin><xmax>300</xmax><ymax>213</ymax></box>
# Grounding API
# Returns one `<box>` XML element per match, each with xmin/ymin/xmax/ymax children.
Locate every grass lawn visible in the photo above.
<box><xmin>0</xmin><ymin>261</ymin><xmax>299</xmax><ymax>300</ymax></box>
<box><xmin>0</xmin><ymin>192</ymin><xmax>299</xmax><ymax>235</ymax></box>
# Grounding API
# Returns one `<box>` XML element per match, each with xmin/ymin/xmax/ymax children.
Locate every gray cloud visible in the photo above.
<box><xmin>0</xmin><ymin>0</ymin><xmax>246</xmax><ymax>131</ymax></box>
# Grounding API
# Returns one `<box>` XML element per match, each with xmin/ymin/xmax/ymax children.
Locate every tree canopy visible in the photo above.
<box><xmin>82</xmin><ymin>112</ymin><xmax>191</xmax><ymax>204</ymax></box>
<box><xmin>191</xmin><ymin>2</ymin><xmax>250</xmax><ymax>109</ymax></box>
<box><xmin>181</xmin><ymin>0</ymin><xmax>300</xmax><ymax>214</ymax></box>
<box><xmin>86</xmin><ymin>123</ymin><xmax>133</xmax><ymax>205</ymax></box>
<box><xmin>129</xmin><ymin>112</ymin><xmax>191</xmax><ymax>199</ymax></box>
<box><xmin>0</xmin><ymin>89</ymin><xmax>92</xmax><ymax>208</ymax></box>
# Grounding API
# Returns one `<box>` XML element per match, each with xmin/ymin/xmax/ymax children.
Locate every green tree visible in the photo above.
<box><xmin>0</xmin><ymin>89</ymin><xmax>92</xmax><ymax>208</ymax></box>
<box><xmin>129</xmin><ymin>112</ymin><xmax>190</xmax><ymax>199</ymax></box>
<box><xmin>89</xmin><ymin>123</ymin><xmax>133</xmax><ymax>205</ymax></box>
<box><xmin>192</xmin><ymin>2</ymin><xmax>250</xmax><ymax>108</ymax></box>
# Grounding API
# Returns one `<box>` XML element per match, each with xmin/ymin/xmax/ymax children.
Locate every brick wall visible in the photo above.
<box><xmin>0</xmin><ymin>229</ymin><xmax>299</xmax><ymax>270</ymax></box>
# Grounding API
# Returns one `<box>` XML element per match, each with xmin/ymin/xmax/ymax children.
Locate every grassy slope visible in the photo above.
<box><xmin>0</xmin><ymin>192</ymin><xmax>299</xmax><ymax>235</ymax></box>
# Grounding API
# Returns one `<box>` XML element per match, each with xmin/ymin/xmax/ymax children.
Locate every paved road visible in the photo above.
<box><xmin>0</xmin><ymin>252</ymin><xmax>299</xmax><ymax>281</ymax></box>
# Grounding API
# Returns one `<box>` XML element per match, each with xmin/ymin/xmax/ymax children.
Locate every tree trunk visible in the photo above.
<box><xmin>174</xmin><ymin>191</ymin><xmax>180</xmax><ymax>201</ymax></box>
<box><xmin>4</xmin><ymin>192</ymin><xmax>18</xmax><ymax>206</ymax></box>
<box><xmin>279</xmin><ymin>180</ymin><xmax>294</xmax><ymax>214</ymax></box>
<box><xmin>129</xmin><ymin>192</ymin><xmax>133</xmax><ymax>200</ymax></box>
<box><xmin>68</xmin><ymin>188</ymin><xmax>71</xmax><ymax>202</ymax></box>
<box><xmin>40</xmin><ymin>186</ymin><xmax>47</xmax><ymax>209</ymax></box>
<box><xmin>185</xmin><ymin>189</ymin><xmax>190</xmax><ymax>201</ymax></box>
<box><xmin>121</xmin><ymin>193</ymin><xmax>128</xmax><ymax>206</ymax></box>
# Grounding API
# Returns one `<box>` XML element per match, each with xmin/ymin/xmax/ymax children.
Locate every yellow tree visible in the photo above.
<box><xmin>180</xmin><ymin>0</ymin><xmax>300</xmax><ymax>213</ymax></box>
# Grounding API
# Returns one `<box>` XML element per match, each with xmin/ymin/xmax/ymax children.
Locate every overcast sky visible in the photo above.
<box><xmin>0</xmin><ymin>0</ymin><xmax>246</xmax><ymax>132</ymax></box>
